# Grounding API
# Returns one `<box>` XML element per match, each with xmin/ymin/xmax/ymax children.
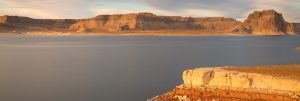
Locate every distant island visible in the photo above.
<box><xmin>0</xmin><ymin>10</ymin><xmax>299</xmax><ymax>35</ymax></box>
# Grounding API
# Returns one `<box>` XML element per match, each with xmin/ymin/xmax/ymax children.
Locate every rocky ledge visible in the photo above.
<box><xmin>149</xmin><ymin>65</ymin><xmax>300</xmax><ymax>101</ymax></box>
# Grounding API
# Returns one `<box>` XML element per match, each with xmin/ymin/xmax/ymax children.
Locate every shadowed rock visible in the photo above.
<box><xmin>0</xmin><ymin>16</ymin><xmax>76</xmax><ymax>33</ymax></box>
<box><xmin>232</xmin><ymin>10</ymin><xmax>295</xmax><ymax>35</ymax></box>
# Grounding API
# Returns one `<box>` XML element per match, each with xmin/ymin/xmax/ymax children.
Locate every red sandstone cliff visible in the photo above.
<box><xmin>0</xmin><ymin>16</ymin><xmax>75</xmax><ymax>33</ymax></box>
<box><xmin>0</xmin><ymin>10</ymin><xmax>298</xmax><ymax>35</ymax></box>
<box><xmin>231</xmin><ymin>10</ymin><xmax>295</xmax><ymax>35</ymax></box>
<box><xmin>69</xmin><ymin>13</ymin><xmax>240</xmax><ymax>32</ymax></box>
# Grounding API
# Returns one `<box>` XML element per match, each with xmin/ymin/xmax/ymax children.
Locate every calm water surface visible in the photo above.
<box><xmin>0</xmin><ymin>35</ymin><xmax>299</xmax><ymax>101</ymax></box>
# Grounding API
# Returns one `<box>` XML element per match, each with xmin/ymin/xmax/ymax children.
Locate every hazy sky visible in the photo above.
<box><xmin>0</xmin><ymin>0</ymin><xmax>299</xmax><ymax>22</ymax></box>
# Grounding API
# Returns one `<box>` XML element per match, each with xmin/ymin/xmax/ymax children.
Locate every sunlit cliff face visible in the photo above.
<box><xmin>0</xmin><ymin>0</ymin><xmax>299</xmax><ymax>22</ymax></box>
<box><xmin>149</xmin><ymin>65</ymin><xmax>300</xmax><ymax>101</ymax></box>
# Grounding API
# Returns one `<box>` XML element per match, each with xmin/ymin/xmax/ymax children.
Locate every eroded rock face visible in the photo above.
<box><xmin>150</xmin><ymin>66</ymin><xmax>300</xmax><ymax>101</ymax></box>
<box><xmin>0</xmin><ymin>15</ymin><xmax>76</xmax><ymax>32</ymax></box>
<box><xmin>0</xmin><ymin>13</ymin><xmax>240</xmax><ymax>33</ymax></box>
<box><xmin>69</xmin><ymin>13</ymin><xmax>140</xmax><ymax>31</ymax></box>
<box><xmin>0</xmin><ymin>10</ymin><xmax>299</xmax><ymax>35</ymax></box>
<box><xmin>183</xmin><ymin>67</ymin><xmax>300</xmax><ymax>93</ymax></box>
<box><xmin>69</xmin><ymin>13</ymin><xmax>240</xmax><ymax>32</ymax></box>
<box><xmin>232</xmin><ymin>10</ymin><xmax>295</xmax><ymax>35</ymax></box>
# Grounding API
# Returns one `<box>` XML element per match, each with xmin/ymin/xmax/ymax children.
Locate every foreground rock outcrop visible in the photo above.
<box><xmin>149</xmin><ymin>65</ymin><xmax>300</xmax><ymax>101</ymax></box>
<box><xmin>0</xmin><ymin>10</ymin><xmax>298</xmax><ymax>35</ymax></box>
<box><xmin>232</xmin><ymin>10</ymin><xmax>295</xmax><ymax>35</ymax></box>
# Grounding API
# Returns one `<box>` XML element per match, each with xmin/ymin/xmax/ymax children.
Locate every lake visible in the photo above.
<box><xmin>0</xmin><ymin>35</ymin><xmax>299</xmax><ymax>101</ymax></box>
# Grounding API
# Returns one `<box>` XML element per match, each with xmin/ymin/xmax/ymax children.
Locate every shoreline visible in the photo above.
<box><xmin>150</xmin><ymin>86</ymin><xmax>298</xmax><ymax>101</ymax></box>
<box><xmin>0</xmin><ymin>31</ymin><xmax>299</xmax><ymax>37</ymax></box>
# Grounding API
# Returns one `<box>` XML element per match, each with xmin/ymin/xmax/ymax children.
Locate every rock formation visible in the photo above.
<box><xmin>0</xmin><ymin>10</ymin><xmax>299</xmax><ymax>35</ymax></box>
<box><xmin>149</xmin><ymin>65</ymin><xmax>300</xmax><ymax>101</ymax></box>
<box><xmin>232</xmin><ymin>10</ymin><xmax>295</xmax><ymax>35</ymax></box>
<box><xmin>69</xmin><ymin>13</ymin><xmax>240</xmax><ymax>32</ymax></box>
<box><xmin>0</xmin><ymin>15</ymin><xmax>76</xmax><ymax>32</ymax></box>
<box><xmin>182</xmin><ymin>67</ymin><xmax>300</xmax><ymax>92</ymax></box>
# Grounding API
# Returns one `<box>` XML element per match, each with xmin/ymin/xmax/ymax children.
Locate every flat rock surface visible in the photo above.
<box><xmin>150</xmin><ymin>64</ymin><xmax>300</xmax><ymax>101</ymax></box>
<box><xmin>223</xmin><ymin>65</ymin><xmax>300</xmax><ymax>79</ymax></box>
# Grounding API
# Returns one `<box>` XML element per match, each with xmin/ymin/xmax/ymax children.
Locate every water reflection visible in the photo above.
<box><xmin>0</xmin><ymin>35</ymin><xmax>299</xmax><ymax>101</ymax></box>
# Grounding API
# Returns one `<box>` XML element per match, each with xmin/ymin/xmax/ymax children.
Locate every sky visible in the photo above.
<box><xmin>0</xmin><ymin>0</ymin><xmax>299</xmax><ymax>22</ymax></box>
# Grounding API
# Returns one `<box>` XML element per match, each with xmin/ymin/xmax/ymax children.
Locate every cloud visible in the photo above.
<box><xmin>89</xmin><ymin>8</ymin><xmax>175</xmax><ymax>16</ymax></box>
<box><xmin>137</xmin><ymin>0</ymin><xmax>300</xmax><ymax>22</ymax></box>
<box><xmin>138</xmin><ymin>0</ymin><xmax>254</xmax><ymax>17</ymax></box>
<box><xmin>0</xmin><ymin>0</ymin><xmax>99</xmax><ymax>19</ymax></box>
<box><xmin>89</xmin><ymin>4</ymin><xmax>224</xmax><ymax>18</ymax></box>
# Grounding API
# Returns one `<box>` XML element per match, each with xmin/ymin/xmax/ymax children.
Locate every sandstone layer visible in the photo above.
<box><xmin>0</xmin><ymin>10</ymin><xmax>299</xmax><ymax>35</ymax></box>
<box><xmin>69</xmin><ymin>13</ymin><xmax>240</xmax><ymax>32</ymax></box>
<box><xmin>150</xmin><ymin>65</ymin><xmax>300</xmax><ymax>101</ymax></box>
<box><xmin>0</xmin><ymin>16</ymin><xmax>75</xmax><ymax>33</ymax></box>
<box><xmin>232</xmin><ymin>10</ymin><xmax>295</xmax><ymax>35</ymax></box>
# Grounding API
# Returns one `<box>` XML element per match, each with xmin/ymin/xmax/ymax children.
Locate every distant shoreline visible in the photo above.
<box><xmin>1</xmin><ymin>10</ymin><xmax>299</xmax><ymax>36</ymax></box>
<box><xmin>1</xmin><ymin>31</ymin><xmax>298</xmax><ymax>37</ymax></box>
